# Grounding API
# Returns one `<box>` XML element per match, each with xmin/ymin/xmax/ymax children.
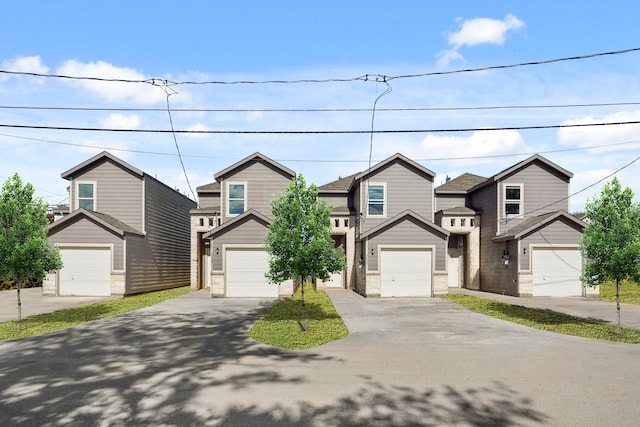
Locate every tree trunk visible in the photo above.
<box><xmin>616</xmin><ymin>278</ymin><xmax>621</xmax><ymax>335</ymax></box>
<box><xmin>17</xmin><ymin>278</ymin><xmax>23</xmax><ymax>331</ymax></box>
<box><xmin>300</xmin><ymin>277</ymin><xmax>307</xmax><ymax>331</ymax></box>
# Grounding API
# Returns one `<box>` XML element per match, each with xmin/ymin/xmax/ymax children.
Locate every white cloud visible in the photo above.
<box><xmin>56</xmin><ymin>60</ymin><xmax>166</xmax><ymax>104</ymax></box>
<box><xmin>558</xmin><ymin>110</ymin><xmax>640</xmax><ymax>151</ymax></box>
<box><xmin>0</xmin><ymin>55</ymin><xmax>49</xmax><ymax>83</ymax></box>
<box><xmin>437</xmin><ymin>14</ymin><xmax>525</xmax><ymax>67</ymax></box>
<box><xmin>99</xmin><ymin>113</ymin><xmax>140</xmax><ymax>129</ymax></box>
<box><xmin>184</xmin><ymin>123</ymin><xmax>211</xmax><ymax>139</ymax></box>
<box><xmin>419</xmin><ymin>129</ymin><xmax>528</xmax><ymax>160</ymax></box>
<box><xmin>246</xmin><ymin>111</ymin><xmax>264</xmax><ymax>122</ymax></box>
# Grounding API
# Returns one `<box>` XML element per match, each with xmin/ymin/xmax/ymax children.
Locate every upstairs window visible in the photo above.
<box><xmin>77</xmin><ymin>182</ymin><xmax>95</xmax><ymax>211</ymax></box>
<box><xmin>227</xmin><ymin>183</ymin><xmax>246</xmax><ymax>215</ymax></box>
<box><xmin>367</xmin><ymin>183</ymin><xmax>386</xmax><ymax>216</ymax></box>
<box><xmin>504</xmin><ymin>184</ymin><xmax>523</xmax><ymax>217</ymax></box>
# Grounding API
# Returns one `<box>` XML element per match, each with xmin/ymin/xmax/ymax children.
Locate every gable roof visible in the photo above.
<box><xmin>61</xmin><ymin>151</ymin><xmax>144</xmax><ymax>180</ymax></box>
<box><xmin>360</xmin><ymin>209</ymin><xmax>449</xmax><ymax>239</ymax></box>
<box><xmin>492</xmin><ymin>210</ymin><xmax>586</xmax><ymax>242</ymax></box>
<box><xmin>435</xmin><ymin>173</ymin><xmax>488</xmax><ymax>194</ymax></box>
<box><xmin>196</xmin><ymin>182</ymin><xmax>221</xmax><ymax>193</ymax></box>
<box><xmin>318</xmin><ymin>173</ymin><xmax>359</xmax><ymax>193</ymax></box>
<box><xmin>349</xmin><ymin>153</ymin><xmax>435</xmax><ymax>192</ymax></box>
<box><xmin>48</xmin><ymin>208</ymin><xmax>144</xmax><ymax>237</ymax></box>
<box><xmin>214</xmin><ymin>152</ymin><xmax>295</xmax><ymax>181</ymax></box>
<box><xmin>202</xmin><ymin>209</ymin><xmax>271</xmax><ymax>240</ymax></box>
<box><xmin>471</xmin><ymin>154</ymin><xmax>573</xmax><ymax>193</ymax></box>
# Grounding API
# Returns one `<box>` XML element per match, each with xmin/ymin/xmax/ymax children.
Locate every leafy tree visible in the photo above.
<box><xmin>580</xmin><ymin>177</ymin><xmax>640</xmax><ymax>334</ymax></box>
<box><xmin>0</xmin><ymin>173</ymin><xmax>63</xmax><ymax>330</ymax></box>
<box><xmin>265</xmin><ymin>174</ymin><xmax>347</xmax><ymax>331</ymax></box>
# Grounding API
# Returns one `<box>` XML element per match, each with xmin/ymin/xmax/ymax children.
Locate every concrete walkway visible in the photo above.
<box><xmin>0</xmin><ymin>287</ymin><xmax>117</xmax><ymax>322</ymax></box>
<box><xmin>449</xmin><ymin>287</ymin><xmax>640</xmax><ymax>329</ymax></box>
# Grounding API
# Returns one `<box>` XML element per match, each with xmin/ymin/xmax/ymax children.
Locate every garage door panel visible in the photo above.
<box><xmin>226</xmin><ymin>249</ymin><xmax>278</xmax><ymax>298</ymax></box>
<box><xmin>380</xmin><ymin>249</ymin><xmax>432</xmax><ymax>297</ymax></box>
<box><xmin>532</xmin><ymin>249</ymin><xmax>582</xmax><ymax>297</ymax></box>
<box><xmin>59</xmin><ymin>248</ymin><xmax>111</xmax><ymax>296</ymax></box>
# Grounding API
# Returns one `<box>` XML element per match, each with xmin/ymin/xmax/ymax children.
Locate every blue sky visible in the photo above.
<box><xmin>2</xmin><ymin>1</ymin><xmax>640</xmax><ymax>212</ymax></box>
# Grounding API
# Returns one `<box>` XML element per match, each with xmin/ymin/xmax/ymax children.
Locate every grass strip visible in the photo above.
<box><xmin>0</xmin><ymin>286</ymin><xmax>191</xmax><ymax>341</ymax></box>
<box><xmin>444</xmin><ymin>294</ymin><xmax>640</xmax><ymax>344</ymax></box>
<box><xmin>248</xmin><ymin>283</ymin><xmax>348</xmax><ymax>350</ymax></box>
<box><xmin>599</xmin><ymin>280</ymin><xmax>640</xmax><ymax>305</ymax></box>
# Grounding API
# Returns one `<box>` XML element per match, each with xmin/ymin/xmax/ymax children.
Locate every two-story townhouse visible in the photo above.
<box><xmin>320</xmin><ymin>154</ymin><xmax>450</xmax><ymax>298</ymax></box>
<box><xmin>445</xmin><ymin>154</ymin><xmax>591</xmax><ymax>297</ymax></box>
<box><xmin>44</xmin><ymin>151</ymin><xmax>196</xmax><ymax>296</ymax></box>
<box><xmin>193</xmin><ymin>153</ymin><xmax>295</xmax><ymax>297</ymax></box>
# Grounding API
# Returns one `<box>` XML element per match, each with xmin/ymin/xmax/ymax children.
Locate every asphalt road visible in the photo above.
<box><xmin>1</xmin><ymin>289</ymin><xmax>639</xmax><ymax>426</ymax></box>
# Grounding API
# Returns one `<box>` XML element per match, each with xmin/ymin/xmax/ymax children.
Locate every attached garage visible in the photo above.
<box><xmin>532</xmin><ymin>248</ymin><xmax>583</xmax><ymax>297</ymax></box>
<box><xmin>59</xmin><ymin>247</ymin><xmax>112</xmax><ymax>296</ymax></box>
<box><xmin>225</xmin><ymin>248</ymin><xmax>278</xmax><ymax>297</ymax></box>
<box><xmin>380</xmin><ymin>249</ymin><xmax>432</xmax><ymax>297</ymax></box>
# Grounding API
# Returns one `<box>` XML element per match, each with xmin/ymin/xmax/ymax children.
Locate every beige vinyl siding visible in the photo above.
<box><xmin>210</xmin><ymin>219</ymin><xmax>269</xmax><ymax>271</ymax></box>
<box><xmin>320</xmin><ymin>194</ymin><xmax>349</xmax><ymax>211</ymax></box>
<box><xmin>498</xmin><ymin>163</ymin><xmax>570</xmax><ymax>233</ymax></box>
<box><xmin>435</xmin><ymin>194</ymin><xmax>467</xmax><ymax>211</ymax></box>
<box><xmin>220</xmin><ymin>160</ymin><xmax>292</xmax><ymax>222</ymax></box>
<box><xmin>366</xmin><ymin>217</ymin><xmax>447</xmax><ymax>272</ymax></box>
<box><xmin>125</xmin><ymin>176</ymin><xmax>196</xmax><ymax>294</ymax></box>
<box><xmin>198</xmin><ymin>193</ymin><xmax>220</xmax><ymax>208</ymax></box>
<box><xmin>48</xmin><ymin>217</ymin><xmax>125</xmax><ymax>270</ymax></box>
<box><xmin>359</xmin><ymin>162</ymin><xmax>433</xmax><ymax>234</ymax></box>
<box><xmin>519</xmin><ymin>219</ymin><xmax>583</xmax><ymax>271</ymax></box>
<box><xmin>69</xmin><ymin>159</ymin><xmax>144</xmax><ymax>231</ymax></box>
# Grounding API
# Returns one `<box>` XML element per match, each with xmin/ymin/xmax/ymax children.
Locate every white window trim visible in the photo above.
<box><xmin>366</xmin><ymin>182</ymin><xmax>387</xmax><ymax>218</ymax></box>
<box><xmin>503</xmin><ymin>183</ymin><xmax>524</xmax><ymax>219</ymax></box>
<box><xmin>226</xmin><ymin>181</ymin><xmax>247</xmax><ymax>217</ymax></box>
<box><xmin>75</xmin><ymin>180</ymin><xmax>97</xmax><ymax>211</ymax></box>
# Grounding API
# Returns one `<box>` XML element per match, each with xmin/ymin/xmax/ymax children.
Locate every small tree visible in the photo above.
<box><xmin>265</xmin><ymin>174</ymin><xmax>347</xmax><ymax>331</ymax></box>
<box><xmin>0</xmin><ymin>173</ymin><xmax>63</xmax><ymax>330</ymax></box>
<box><xmin>580</xmin><ymin>177</ymin><xmax>640</xmax><ymax>334</ymax></box>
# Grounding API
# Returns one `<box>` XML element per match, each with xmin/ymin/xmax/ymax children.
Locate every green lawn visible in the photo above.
<box><xmin>599</xmin><ymin>280</ymin><xmax>640</xmax><ymax>305</ymax></box>
<box><xmin>0</xmin><ymin>286</ymin><xmax>191</xmax><ymax>341</ymax></box>
<box><xmin>444</xmin><ymin>294</ymin><xmax>640</xmax><ymax>344</ymax></box>
<box><xmin>248</xmin><ymin>283</ymin><xmax>349</xmax><ymax>350</ymax></box>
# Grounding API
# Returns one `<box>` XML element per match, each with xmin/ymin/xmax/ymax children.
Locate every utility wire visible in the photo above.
<box><xmin>2</xmin><ymin>101</ymin><xmax>640</xmax><ymax>113</ymax></box>
<box><xmin>1</xmin><ymin>47</ymin><xmax>638</xmax><ymax>86</ymax></box>
<box><xmin>1</xmin><ymin>120</ymin><xmax>639</xmax><ymax>134</ymax></box>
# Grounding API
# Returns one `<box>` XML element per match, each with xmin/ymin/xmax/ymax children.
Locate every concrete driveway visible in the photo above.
<box><xmin>1</xmin><ymin>289</ymin><xmax>639</xmax><ymax>426</ymax></box>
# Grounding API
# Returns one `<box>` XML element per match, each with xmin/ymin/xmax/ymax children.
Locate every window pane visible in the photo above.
<box><xmin>229</xmin><ymin>200</ymin><xmax>245</xmax><ymax>215</ymax></box>
<box><xmin>78</xmin><ymin>183</ymin><xmax>94</xmax><ymax>198</ymax></box>
<box><xmin>505</xmin><ymin>203</ymin><xmax>520</xmax><ymax>215</ymax></box>
<box><xmin>368</xmin><ymin>202</ymin><xmax>384</xmax><ymax>216</ymax></box>
<box><xmin>79</xmin><ymin>199</ymin><xmax>94</xmax><ymax>210</ymax></box>
<box><xmin>229</xmin><ymin>184</ymin><xmax>245</xmax><ymax>199</ymax></box>
<box><xmin>505</xmin><ymin>187</ymin><xmax>521</xmax><ymax>200</ymax></box>
<box><xmin>368</xmin><ymin>186</ymin><xmax>384</xmax><ymax>200</ymax></box>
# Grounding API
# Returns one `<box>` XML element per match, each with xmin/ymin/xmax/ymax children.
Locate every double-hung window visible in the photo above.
<box><xmin>227</xmin><ymin>183</ymin><xmax>246</xmax><ymax>216</ymax></box>
<box><xmin>367</xmin><ymin>183</ymin><xmax>386</xmax><ymax>217</ymax></box>
<box><xmin>504</xmin><ymin>184</ymin><xmax>523</xmax><ymax>217</ymax></box>
<box><xmin>77</xmin><ymin>182</ymin><xmax>96</xmax><ymax>211</ymax></box>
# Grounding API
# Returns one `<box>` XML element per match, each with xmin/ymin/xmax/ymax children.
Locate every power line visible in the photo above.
<box><xmin>1</xmin><ymin>101</ymin><xmax>639</xmax><ymax>113</ymax></box>
<box><xmin>1</xmin><ymin>47</ymin><xmax>638</xmax><ymax>86</ymax></box>
<box><xmin>1</xmin><ymin>120</ymin><xmax>639</xmax><ymax>134</ymax></box>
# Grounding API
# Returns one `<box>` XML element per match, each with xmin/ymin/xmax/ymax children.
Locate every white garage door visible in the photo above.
<box><xmin>59</xmin><ymin>248</ymin><xmax>111</xmax><ymax>296</ymax></box>
<box><xmin>532</xmin><ymin>248</ymin><xmax>583</xmax><ymax>297</ymax></box>
<box><xmin>226</xmin><ymin>249</ymin><xmax>279</xmax><ymax>297</ymax></box>
<box><xmin>380</xmin><ymin>249</ymin><xmax>432</xmax><ymax>297</ymax></box>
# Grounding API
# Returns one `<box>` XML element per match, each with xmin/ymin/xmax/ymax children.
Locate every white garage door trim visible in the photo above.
<box><xmin>532</xmin><ymin>246</ymin><xmax>583</xmax><ymax>297</ymax></box>
<box><xmin>58</xmin><ymin>246</ymin><xmax>112</xmax><ymax>296</ymax></box>
<box><xmin>380</xmin><ymin>246</ymin><xmax>433</xmax><ymax>297</ymax></box>
<box><xmin>225</xmin><ymin>247</ymin><xmax>279</xmax><ymax>297</ymax></box>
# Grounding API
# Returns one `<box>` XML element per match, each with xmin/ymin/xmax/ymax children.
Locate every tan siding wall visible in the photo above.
<box><xmin>220</xmin><ymin>160</ymin><xmax>292</xmax><ymax>222</ymax></box>
<box><xmin>210</xmin><ymin>219</ymin><xmax>269</xmax><ymax>271</ymax></box>
<box><xmin>359</xmin><ymin>162</ymin><xmax>434</xmax><ymax>234</ymax></box>
<box><xmin>435</xmin><ymin>194</ymin><xmax>467</xmax><ymax>212</ymax></box>
<box><xmin>49</xmin><ymin>217</ymin><xmax>125</xmax><ymax>270</ymax></box>
<box><xmin>198</xmin><ymin>193</ymin><xmax>220</xmax><ymax>209</ymax></box>
<box><xmin>69</xmin><ymin>159</ymin><xmax>144</xmax><ymax>231</ymax></box>
<box><xmin>320</xmin><ymin>194</ymin><xmax>348</xmax><ymax>210</ymax></box>
<box><xmin>125</xmin><ymin>177</ymin><xmax>196</xmax><ymax>294</ymax></box>
<box><xmin>519</xmin><ymin>219</ymin><xmax>583</xmax><ymax>270</ymax></box>
<box><xmin>367</xmin><ymin>218</ymin><xmax>447</xmax><ymax>272</ymax></box>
